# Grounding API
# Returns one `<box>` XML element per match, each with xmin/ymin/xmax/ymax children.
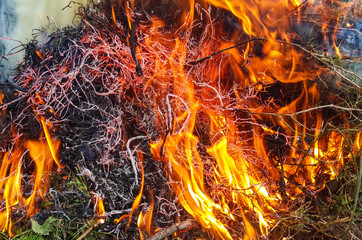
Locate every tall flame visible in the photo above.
<box><xmin>0</xmin><ymin>119</ymin><xmax>61</xmax><ymax>235</ymax></box>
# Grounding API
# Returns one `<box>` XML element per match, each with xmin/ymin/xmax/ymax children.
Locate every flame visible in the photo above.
<box><xmin>0</xmin><ymin>93</ymin><xmax>4</xmax><ymax>117</ymax></box>
<box><xmin>137</xmin><ymin>212</ymin><xmax>145</xmax><ymax>240</ymax></box>
<box><xmin>0</xmin><ymin>89</ymin><xmax>61</xmax><ymax>235</ymax></box>
<box><xmin>143</xmin><ymin>0</ymin><xmax>355</xmax><ymax>238</ymax></box>
<box><xmin>1</xmin><ymin>0</ymin><xmax>357</xmax><ymax>238</ymax></box>
<box><xmin>111</xmin><ymin>5</ymin><xmax>117</xmax><ymax>26</ymax></box>
<box><xmin>0</xmin><ymin>143</ymin><xmax>23</xmax><ymax>236</ymax></box>
<box><xmin>356</xmin><ymin>133</ymin><xmax>361</xmax><ymax>149</ymax></box>
<box><xmin>92</xmin><ymin>194</ymin><xmax>105</xmax><ymax>224</ymax></box>
<box><xmin>137</xmin><ymin>189</ymin><xmax>154</xmax><ymax>239</ymax></box>
<box><xmin>0</xmin><ymin>126</ymin><xmax>60</xmax><ymax>235</ymax></box>
<box><xmin>40</xmin><ymin>117</ymin><xmax>62</xmax><ymax>169</ymax></box>
<box><xmin>125</xmin><ymin>0</ymin><xmax>134</xmax><ymax>30</ymax></box>
<box><xmin>316</xmin><ymin>1</ymin><xmax>353</xmax><ymax>57</ymax></box>
<box><xmin>36</xmin><ymin>50</ymin><xmax>44</xmax><ymax>60</ymax></box>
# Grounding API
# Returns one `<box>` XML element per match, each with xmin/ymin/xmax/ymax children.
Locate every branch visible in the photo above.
<box><xmin>249</xmin><ymin>104</ymin><xmax>362</xmax><ymax>117</ymax></box>
<box><xmin>148</xmin><ymin>219</ymin><xmax>196</xmax><ymax>240</ymax></box>
<box><xmin>130</xmin><ymin>15</ymin><xmax>143</xmax><ymax>76</ymax></box>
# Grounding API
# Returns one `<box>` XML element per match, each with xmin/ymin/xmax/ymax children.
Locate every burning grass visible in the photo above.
<box><xmin>0</xmin><ymin>0</ymin><xmax>361</xmax><ymax>239</ymax></box>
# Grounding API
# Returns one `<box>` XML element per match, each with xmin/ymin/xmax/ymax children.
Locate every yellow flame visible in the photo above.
<box><xmin>137</xmin><ymin>190</ymin><xmax>154</xmax><ymax>239</ymax></box>
<box><xmin>40</xmin><ymin>117</ymin><xmax>62</xmax><ymax>169</ymax></box>
<box><xmin>0</xmin><ymin>129</ymin><xmax>60</xmax><ymax>235</ymax></box>
<box><xmin>92</xmin><ymin>194</ymin><xmax>105</xmax><ymax>224</ymax></box>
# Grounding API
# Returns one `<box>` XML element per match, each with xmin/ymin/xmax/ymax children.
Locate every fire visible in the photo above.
<box><xmin>137</xmin><ymin>190</ymin><xmax>154</xmax><ymax>239</ymax></box>
<box><xmin>1</xmin><ymin>0</ymin><xmax>359</xmax><ymax>238</ymax></box>
<box><xmin>40</xmin><ymin>117</ymin><xmax>62</xmax><ymax>169</ymax></box>
<box><xmin>0</xmin><ymin>93</ymin><xmax>4</xmax><ymax>122</ymax></box>
<box><xmin>0</xmin><ymin>122</ymin><xmax>61</xmax><ymax>235</ymax></box>
<box><xmin>0</xmin><ymin>88</ymin><xmax>61</xmax><ymax>235</ymax></box>
<box><xmin>144</xmin><ymin>0</ymin><xmax>357</xmax><ymax>238</ymax></box>
<box><xmin>92</xmin><ymin>194</ymin><xmax>106</xmax><ymax>224</ymax></box>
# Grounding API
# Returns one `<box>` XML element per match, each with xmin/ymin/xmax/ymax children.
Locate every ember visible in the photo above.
<box><xmin>0</xmin><ymin>0</ymin><xmax>361</xmax><ymax>239</ymax></box>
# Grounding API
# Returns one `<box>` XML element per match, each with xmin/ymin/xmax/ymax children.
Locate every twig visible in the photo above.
<box><xmin>159</xmin><ymin>129</ymin><xmax>169</xmax><ymax>157</ymax></box>
<box><xmin>77</xmin><ymin>223</ymin><xmax>95</xmax><ymax>240</ymax></box>
<box><xmin>250</xmin><ymin>104</ymin><xmax>362</xmax><ymax>117</ymax></box>
<box><xmin>309</xmin><ymin>223</ymin><xmax>339</xmax><ymax>240</ymax></box>
<box><xmin>130</xmin><ymin>15</ymin><xmax>143</xmax><ymax>76</ymax></box>
<box><xmin>103</xmin><ymin>209</ymin><xmax>132</xmax><ymax>217</ymax></box>
<box><xmin>12</xmin><ymin>215</ymin><xmax>26</xmax><ymax>226</ymax></box>
<box><xmin>148</xmin><ymin>219</ymin><xmax>196</xmax><ymax>240</ymax></box>
<box><xmin>62</xmin><ymin>1</ymin><xmax>83</xmax><ymax>11</ymax></box>
<box><xmin>308</xmin><ymin>217</ymin><xmax>350</xmax><ymax>240</ymax></box>
<box><xmin>192</xmin><ymin>38</ymin><xmax>266</xmax><ymax>65</ymax></box>
<box><xmin>126</xmin><ymin>136</ymin><xmax>148</xmax><ymax>186</ymax></box>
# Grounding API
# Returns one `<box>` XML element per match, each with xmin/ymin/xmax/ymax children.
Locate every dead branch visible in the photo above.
<box><xmin>77</xmin><ymin>222</ymin><xmax>96</xmax><ymax>240</ymax></box>
<box><xmin>130</xmin><ymin>15</ymin><xmax>143</xmax><ymax>76</ymax></box>
<box><xmin>148</xmin><ymin>219</ymin><xmax>197</xmax><ymax>240</ymax></box>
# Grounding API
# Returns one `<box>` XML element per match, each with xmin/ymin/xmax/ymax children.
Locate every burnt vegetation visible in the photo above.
<box><xmin>0</xmin><ymin>0</ymin><xmax>361</xmax><ymax>239</ymax></box>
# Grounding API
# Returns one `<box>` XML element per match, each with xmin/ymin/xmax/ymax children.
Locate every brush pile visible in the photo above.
<box><xmin>0</xmin><ymin>0</ymin><xmax>361</xmax><ymax>239</ymax></box>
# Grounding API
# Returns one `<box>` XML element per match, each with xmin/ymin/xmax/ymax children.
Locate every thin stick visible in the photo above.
<box><xmin>77</xmin><ymin>224</ymin><xmax>94</xmax><ymax>240</ymax></box>
<box><xmin>193</xmin><ymin>38</ymin><xmax>266</xmax><ymax>65</ymax></box>
<box><xmin>126</xmin><ymin>135</ymin><xmax>148</xmax><ymax>186</ymax></box>
<box><xmin>130</xmin><ymin>15</ymin><xmax>143</xmax><ymax>76</ymax></box>
<box><xmin>148</xmin><ymin>219</ymin><xmax>196</xmax><ymax>240</ymax></box>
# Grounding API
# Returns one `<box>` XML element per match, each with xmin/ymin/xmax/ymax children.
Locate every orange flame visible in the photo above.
<box><xmin>1</xmin><ymin>0</ymin><xmax>356</xmax><ymax>238</ymax></box>
<box><xmin>111</xmin><ymin>5</ymin><xmax>118</xmax><ymax>26</ymax></box>
<box><xmin>0</xmin><ymin>126</ymin><xmax>60</xmax><ymax>235</ymax></box>
<box><xmin>0</xmin><ymin>93</ymin><xmax>4</xmax><ymax>117</ymax></box>
<box><xmin>0</xmin><ymin>90</ymin><xmax>61</xmax><ymax>235</ymax></box>
<box><xmin>36</xmin><ymin>50</ymin><xmax>44</xmax><ymax>60</ymax></box>
<box><xmin>137</xmin><ymin>189</ymin><xmax>154</xmax><ymax>239</ymax></box>
<box><xmin>40</xmin><ymin>117</ymin><xmax>62</xmax><ymax>170</ymax></box>
<box><xmin>92</xmin><ymin>194</ymin><xmax>106</xmax><ymax>224</ymax></box>
<box><xmin>142</xmin><ymin>0</ymin><xmax>356</xmax><ymax>238</ymax></box>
